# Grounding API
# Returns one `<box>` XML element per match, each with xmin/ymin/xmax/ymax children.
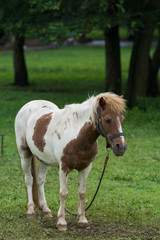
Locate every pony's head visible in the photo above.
<box><xmin>96</xmin><ymin>93</ymin><xmax>127</xmax><ymax>156</ymax></box>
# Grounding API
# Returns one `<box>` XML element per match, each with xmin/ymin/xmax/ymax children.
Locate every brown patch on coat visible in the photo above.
<box><xmin>73</xmin><ymin>112</ymin><xmax>78</xmax><ymax>119</ymax></box>
<box><xmin>61</xmin><ymin>122</ymin><xmax>99</xmax><ymax>174</ymax></box>
<box><xmin>32</xmin><ymin>112</ymin><xmax>53</xmax><ymax>152</ymax></box>
<box><xmin>64</xmin><ymin>118</ymin><xmax>70</xmax><ymax>130</ymax></box>
<box><xmin>55</xmin><ymin>130</ymin><xmax>61</xmax><ymax>140</ymax></box>
<box><xmin>64</xmin><ymin>121</ymin><xmax>67</xmax><ymax>130</ymax></box>
<box><xmin>67</xmin><ymin>118</ymin><xmax>70</xmax><ymax>124</ymax></box>
<box><xmin>20</xmin><ymin>138</ymin><xmax>32</xmax><ymax>158</ymax></box>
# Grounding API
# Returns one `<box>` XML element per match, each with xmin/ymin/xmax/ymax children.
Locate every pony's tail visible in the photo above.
<box><xmin>31</xmin><ymin>156</ymin><xmax>39</xmax><ymax>206</ymax></box>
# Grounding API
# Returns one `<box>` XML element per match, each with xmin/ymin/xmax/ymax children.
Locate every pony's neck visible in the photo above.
<box><xmin>77</xmin><ymin>96</ymin><xmax>97</xmax><ymax>125</ymax></box>
<box><xmin>75</xmin><ymin>120</ymin><xmax>99</xmax><ymax>148</ymax></box>
<box><xmin>77</xmin><ymin>97</ymin><xmax>99</xmax><ymax>144</ymax></box>
<box><xmin>63</xmin><ymin>97</ymin><xmax>99</xmax><ymax>143</ymax></box>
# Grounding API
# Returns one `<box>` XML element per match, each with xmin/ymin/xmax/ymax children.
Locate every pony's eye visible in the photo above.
<box><xmin>106</xmin><ymin>119</ymin><xmax>111</xmax><ymax>124</ymax></box>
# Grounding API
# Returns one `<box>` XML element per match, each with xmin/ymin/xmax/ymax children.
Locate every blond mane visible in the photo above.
<box><xmin>97</xmin><ymin>93</ymin><xmax>126</xmax><ymax>113</ymax></box>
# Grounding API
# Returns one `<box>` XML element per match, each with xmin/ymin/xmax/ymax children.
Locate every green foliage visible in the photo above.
<box><xmin>60</xmin><ymin>0</ymin><xmax>125</xmax><ymax>36</ymax></box>
<box><xmin>124</xmin><ymin>0</ymin><xmax>160</xmax><ymax>29</ymax></box>
<box><xmin>0</xmin><ymin>46</ymin><xmax>160</xmax><ymax>239</ymax></box>
<box><xmin>0</xmin><ymin>0</ymin><xmax>62</xmax><ymax>41</ymax></box>
<box><xmin>88</xmin><ymin>26</ymin><xmax>131</xmax><ymax>40</ymax></box>
<box><xmin>29</xmin><ymin>0</ymin><xmax>60</xmax><ymax>12</ymax></box>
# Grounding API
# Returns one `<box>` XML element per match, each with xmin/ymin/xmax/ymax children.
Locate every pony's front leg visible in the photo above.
<box><xmin>57</xmin><ymin>169</ymin><xmax>68</xmax><ymax>231</ymax></box>
<box><xmin>78</xmin><ymin>164</ymin><xmax>92</xmax><ymax>228</ymax></box>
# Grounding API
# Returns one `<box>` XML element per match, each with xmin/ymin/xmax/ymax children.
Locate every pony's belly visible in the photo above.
<box><xmin>35</xmin><ymin>153</ymin><xmax>59</xmax><ymax>167</ymax></box>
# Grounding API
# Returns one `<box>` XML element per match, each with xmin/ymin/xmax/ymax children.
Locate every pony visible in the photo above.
<box><xmin>15</xmin><ymin>92</ymin><xmax>127</xmax><ymax>231</ymax></box>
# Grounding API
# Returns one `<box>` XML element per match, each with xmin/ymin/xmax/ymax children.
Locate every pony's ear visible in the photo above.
<box><xmin>99</xmin><ymin>97</ymin><xmax>106</xmax><ymax>110</ymax></box>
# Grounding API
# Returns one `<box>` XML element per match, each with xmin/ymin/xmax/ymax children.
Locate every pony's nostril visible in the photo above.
<box><xmin>116</xmin><ymin>143</ymin><xmax>120</xmax><ymax>148</ymax></box>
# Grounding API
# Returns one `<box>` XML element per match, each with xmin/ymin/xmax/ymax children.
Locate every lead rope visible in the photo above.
<box><xmin>65</xmin><ymin>148</ymin><xmax>111</xmax><ymax>216</ymax></box>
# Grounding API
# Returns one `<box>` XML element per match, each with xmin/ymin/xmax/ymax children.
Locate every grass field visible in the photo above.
<box><xmin>0</xmin><ymin>45</ymin><xmax>160</xmax><ymax>239</ymax></box>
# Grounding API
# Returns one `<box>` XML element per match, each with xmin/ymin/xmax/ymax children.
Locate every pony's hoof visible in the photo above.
<box><xmin>57</xmin><ymin>223</ymin><xmax>67</xmax><ymax>231</ymax></box>
<box><xmin>43</xmin><ymin>212</ymin><xmax>53</xmax><ymax>218</ymax></box>
<box><xmin>27</xmin><ymin>213</ymin><xmax>36</xmax><ymax>218</ymax></box>
<box><xmin>78</xmin><ymin>222</ymin><xmax>89</xmax><ymax>228</ymax></box>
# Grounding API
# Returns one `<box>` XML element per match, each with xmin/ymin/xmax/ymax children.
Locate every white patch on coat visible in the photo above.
<box><xmin>117</xmin><ymin>116</ymin><xmax>124</xmax><ymax>146</ymax></box>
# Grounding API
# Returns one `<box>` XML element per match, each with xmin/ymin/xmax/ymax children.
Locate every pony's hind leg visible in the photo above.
<box><xmin>36</xmin><ymin>161</ymin><xmax>52</xmax><ymax>218</ymax></box>
<box><xmin>77</xmin><ymin>164</ymin><xmax>92</xmax><ymax>228</ymax></box>
<box><xmin>21</xmin><ymin>157</ymin><xmax>36</xmax><ymax>218</ymax></box>
<box><xmin>57</xmin><ymin>169</ymin><xmax>68</xmax><ymax>231</ymax></box>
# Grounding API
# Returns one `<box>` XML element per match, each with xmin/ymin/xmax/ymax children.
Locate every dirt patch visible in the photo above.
<box><xmin>0</xmin><ymin>211</ymin><xmax>159</xmax><ymax>239</ymax></box>
<box><xmin>41</xmin><ymin>218</ymin><xmax>160</xmax><ymax>240</ymax></box>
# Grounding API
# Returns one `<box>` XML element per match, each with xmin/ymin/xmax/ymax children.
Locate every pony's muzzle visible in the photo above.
<box><xmin>112</xmin><ymin>142</ymin><xmax>127</xmax><ymax>156</ymax></box>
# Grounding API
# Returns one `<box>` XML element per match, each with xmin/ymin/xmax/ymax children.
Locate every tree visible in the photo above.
<box><xmin>0</xmin><ymin>0</ymin><xmax>61</xmax><ymax>86</ymax></box>
<box><xmin>61</xmin><ymin>0</ymin><xmax>125</xmax><ymax>95</ymax></box>
<box><xmin>102</xmin><ymin>0</ymin><xmax>124</xmax><ymax>94</ymax></box>
<box><xmin>126</xmin><ymin>24</ymin><xmax>154</xmax><ymax>107</ymax></box>
<box><xmin>62</xmin><ymin>0</ymin><xmax>160</xmax><ymax>105</ymax></box>
<box><xmin>124</xmin><ymin>0</ymin><xmax>160</xmax><ymax>107</ymax></box>
<box><xmin>0</xmin><ymin>0</ymin><xmax>30</xmax><ymax>86</ymax></box>
<box><xmin>63</xmin><ymin>0</ymin><xmax>160</xmax><ymax>105</ymax></box>
<box><xmin>147</xmin><ymin>32</ymin><xmax>160</xmax><ymax>96</ymax></box>
<box><xmin>13</xmin><ymin>35</ymin><xmax>28</xmax><ymax>86</ymax></box>
<box><xmin>104</xmin><ymin>25</ymin><xmax>121</xmax><ymax>94</ymax></box>
<box><xmin>90</xmin><ymin>0</ymin><xmax>124</xmax><ymax>95</ymax></box>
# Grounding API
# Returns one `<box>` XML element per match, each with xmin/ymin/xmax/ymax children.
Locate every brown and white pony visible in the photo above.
<box><xmin>15</xmin><ymin>92</ymin><xmax>127</xmax><ymax>231</ymax></box>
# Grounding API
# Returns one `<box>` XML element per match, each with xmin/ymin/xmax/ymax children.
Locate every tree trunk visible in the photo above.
<box><xmin>126</xmin><ymin>26</ymin><xmax>154</xmax><ymax>108</ymax></box>
<box><xmin>104</xmin><ymin>25</ymin><xmax>121</xmax><ymax>94</ymax></box>
<box><xmin>147</xmin><ymin>36</ymin><xmax>160</xmax><ymax>96</ymax></box>
<box><xmin>13</xmin><ymin>35</ymin><xmax>28</xmax><ymax>86</ymax></box>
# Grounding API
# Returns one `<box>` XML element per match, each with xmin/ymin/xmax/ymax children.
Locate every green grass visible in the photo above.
<box><xmin>0</xmin><ymin>46</ymin><xmax>160</xmax><ymax>239</ymax></box>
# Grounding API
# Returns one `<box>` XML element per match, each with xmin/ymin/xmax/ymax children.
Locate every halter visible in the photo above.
<box><xmin>96</xmin><ymin>106</ymin><xmax>124</xmax><ymax>148</ymax></box>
